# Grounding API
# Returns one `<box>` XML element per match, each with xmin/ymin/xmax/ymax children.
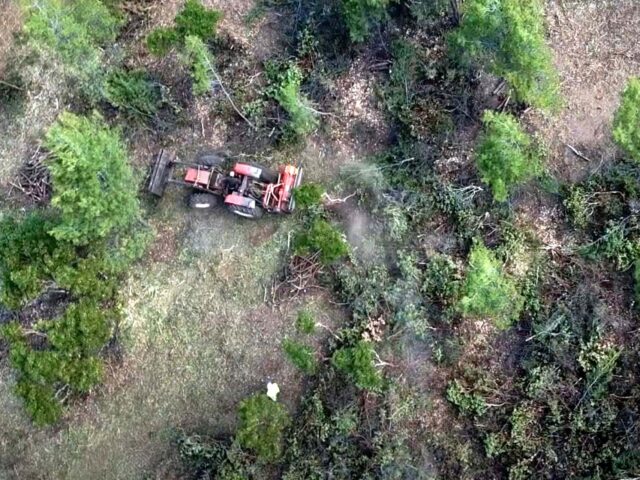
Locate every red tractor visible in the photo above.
<box><xmin>148</xmin><ymin>150</ymin><xmax>303</xmax><ymax>219</ymax></box>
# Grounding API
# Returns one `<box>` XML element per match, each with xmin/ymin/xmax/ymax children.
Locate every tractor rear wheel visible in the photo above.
<box><xmin>244</xmin><ymin>162</ymin><xmax>278</xmax><ymax>183</ymax></box>
<box><xmin>227</xmin><ymin>204</ymin><xmax>264</xmax><ymax>219</ymax></box>
<box><xmin>196</xmin><ymin>151</ymin><xmax>225</xmax><ymax>167</ymax></box>
<box><xmin>189</xmin><ymin>193</ymin><xmax>219</xmax><ymax>209</ymax></box>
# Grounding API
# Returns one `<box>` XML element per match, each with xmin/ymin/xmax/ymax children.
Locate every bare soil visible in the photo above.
<box><xmin>526</xmin><ymin>0</ymin><xmax>640</xmax><ymax>182</ymax></box>
<box><xmin>0</xmin><ymin>0</ymin><xmax>22</xmax><ymax>76</ymax></box>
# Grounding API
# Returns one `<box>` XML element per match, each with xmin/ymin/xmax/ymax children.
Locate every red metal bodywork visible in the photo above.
<box><xmin>233</xmin><ymin>163</ymin><xmax>263</xmax><ymax>179</ymax></box>
<box><xmin>224</xmin><ymin>193</ymin><xmax>255</xmax><ymax>208</ymax></box>
<box><xmin>184</xmin><ymin>167</ymin><xmax>212</xmax><ymax>187</ymax></box>
<box><xmin>262</xmin><ymin>165</ymin><xmax>299</xmax><ymax>213</ymax></box>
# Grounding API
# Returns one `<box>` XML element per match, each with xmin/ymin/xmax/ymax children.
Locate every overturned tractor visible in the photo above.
<box><xmin>148</xmin><ymin>150</ymin><xmax>303</xmax><ymax>219</ymax></box>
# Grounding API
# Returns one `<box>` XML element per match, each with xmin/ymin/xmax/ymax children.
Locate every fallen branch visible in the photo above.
<box><xmin>0</xmin><ymin>79</ymin><xmax>24</xmax><ymax>91</ymax></box>
<box><xmin>322</xmin><ymin>192</ymin><xmax>356</xmax><ymax>205</ymax></box>
<box><xmin>565</xmin><ymin>143</ymin><xmax>592</xmax><ymax>163</ymax></box>
<box><xmin>204</xmin><ymin>55</ymin><xmax>257</xmax><ymax>130</ymax></box>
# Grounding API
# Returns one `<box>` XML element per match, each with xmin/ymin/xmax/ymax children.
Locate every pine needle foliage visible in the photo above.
<box><xmin>183</xmin><ymin>35</ymin><xmax>214</xmax><ymax>96</ymax></box>
<box><xmin>341</xmin><ymin>0</ymin><xmax>390</xmax><ymax>43</ymax></box>
<box><xmin>146</xmin><ymin>0</ymin><xmax>222</xmax><ymax>56</ymax></box>
<box><xmin>0</xmin><ymin>212</ymin><xmax>71</xmax><ymax>309</ymax></box>
<box><xmin>283</xmin><ymin>339</ymin><xmax>317</xmax><ymax>374</ymax></box>
<box><xmin>476</xmin><ymin>110</ymin><xmax>542</xmax><ymax>202</ymax></box>
<box><xmin>21</xmin><ymin>0</ymin><xmax>120</xmax><ymax>98</ymax></box>
<box><xmin>451</xmin><ymin>0</ymin><xmax>560</xmax><ymax>110</ymax></box>
<box><xmin>105</xmin><ymin>70</ymin><xmax>163</xmax><ymax>120</ymax></box>
<box><xmin>296</xmin><ymin>310</ymin><xmax>316</xmax><ymax>334</ymax></box>
<box><xmin>44</xmin><ymin>112</ymin><xmax>139</xmax><ymax>245</ymax></box>
<box><xmin>459</xmin><ymin>242</ymin><xmax>523</xmax><ymax>329</ymax></box>
<box><xmin>294</xmin><ymin>218</ymin><xmax>349</xmax><ymax>265</ymax></box>
<box><xmin>1</xmin><ymin>301</ymin><xmax>114</xmax><ymax>425</ymax></box>
<box><xmin>332</xmin><ymin>341</ymin><xmax>383</xmax><ymax>391</ymax></box>
<box><xmin>236</xmin><ymin>394</ymin><xmax>291</xmax><ymax>462</ymax></box>
<box><xmin>613</xmin><ymin>77</ymin><xmax>640</xmax><ymax>162</ymax></box>
<box><xmin>268</xmin><ymin>63</ymin><xmax>319</xmax><ymax>142</ymax></box>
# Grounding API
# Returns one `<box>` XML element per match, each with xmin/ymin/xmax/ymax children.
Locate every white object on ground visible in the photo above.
<box><xmin>266</xmin><ymin>382</ymin><xmax>280</xmax><ymax>401</ymax></box>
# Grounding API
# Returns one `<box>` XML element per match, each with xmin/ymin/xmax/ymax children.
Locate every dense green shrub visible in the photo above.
<box><xmin>146</xmin><ymin>0</ymin><xmax>222</xmax><ymax>56</ymax></box>
<box><xmin>294</xmin><ymin>218</ymin><xmax>349</xmax><ymax>264</ymax></box>
<box><xmin>476</xmin><ymin>110</ymin><xmax>542</xmax><ymax>202</ymax></box>
<box><xmin>183</xmin><ymin>35</ymin><xmax>214</xmax><ymax>96</ymax></box>
<box><xmin>332</xmin><ymin>340</ymin><xmax>383</xmax><ymax>390</ymax></box>
<box><xmin>146</xmin><ymin>28</ymin><xmax>180</xmax><ymax>56</ymax></box>
<box><xmin>459</xmin><ymin>242</ymin><xmax>523</xmax><ymax>329</ymax></box>
<box><xmin>341</xmin><ymin>0</ymin><xmax>389</xmax><ymax>42</ymax></box>
<box><xmin>175</xmin><ymin>0</ymin><xmax>223</xmax><ymax>40</ymax></box>
<box><xmin>293</xmin><ymin>183</ymin><xmax>325</xmax><ymax>210</ymax></box>
<box><xmin>582</xmin><ymin>221</ymin><xmax>640</xmax><ymax>271</ymax></box>
<box><xmin>451</xmin><ymin>0</ymin><xmax>559</xmax><ymax>110</ymax></box>
<box><xmin>295</xmin><ymin>310</ymin><xmax>316</xmax><ymax>334</ymax></box>
<box><xmin>22</xmin><ymin>0</ymin><xmax>120</xmax><ymax>98</ymax></box>
<box><xmin>422</xmin><ymin>254</ymin><xmax>462</xmax><ymax>306</ymax></box>
<box><xmin>236</xmin><ymin>394</ymin><xmax>291</xmax><ymax>462</ymax></box>
<box><xmin>613</xmin><ymin>77</ymin><xmax>640</xmax><ymax>161</ymax></box>
<box><xmin>45</xmin><ymin>112</ymin><xmax>139</xmax><ymax>245</ymax></box>
<box><xmin>268</xmin><ymin>64</ymin><xmax>319</xmax><ymax>142</ymax></box>
<box><xmin>283</xmin><ymin>339</ymin><xmax>317</xmax><ymax>374</ymax></box>
<box><xmin>1</xmin><ymin>300</ymin><xmax>115</xmax><ymax>425</ymax></box>
<box><xmin>104</xmin><ymin>70</ymin><xmax>163</xmax><ymax>119</ymax></box>
<box><xmin>0</xmin><ymin>212</ymin><xmax>71</xmax><ymax>308</ymax></box>
<box><xmin>446</xmin><ymin>379</ymin><xmax>487</xmax><ymax>417</ymax></box>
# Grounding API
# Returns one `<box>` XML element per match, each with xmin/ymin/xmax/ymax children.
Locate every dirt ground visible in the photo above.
<box><xmin>0</xmin><ymin>0</ymin><xmax>21</xmax><ymax>76</ymax></box>
<box><xmin>527</xmin><ymin>0</ymin><xmax>640</xmax><ymax>182</ymax></box>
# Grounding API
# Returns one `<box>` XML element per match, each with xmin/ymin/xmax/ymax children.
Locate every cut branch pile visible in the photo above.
<box><xmin>271</xmin><ymin>252</ymin><xmax>324</xmax><ymax>301</ymax></box>
<box><xmin>11</xmin><ymin>148</ymin><xmax>51</xmax><ymax>204</ymax></box>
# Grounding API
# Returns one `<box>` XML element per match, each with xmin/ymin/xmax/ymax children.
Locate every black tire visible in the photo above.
<box><xmin>244</xmin><ymin>162</ymin><xmax>279</xmax><ymax>183</ymax></box>
<box><xmin>196</xmin><ymin>151</ymin><xmax>225</xmax><ymax>167</ymax></box>
<box><xmin>227</xmin><ymin>204</ymin><xmax>264</xmax><ymax>219</ymax></box>
<box><xmin>189</xmin><ymin>193</ymin><xmax>220</xmax><ymax>209</ymax></box>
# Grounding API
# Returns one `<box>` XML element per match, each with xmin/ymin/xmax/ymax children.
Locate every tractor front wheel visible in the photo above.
<box><xmin>189</xmin><ymin>193</ymin><xmax>220</xmax><ymax>209</ymax></box>
<box><xmin>196</xmin><ymin>151</ymin><xmax>225</xmax><ymax>167</ymax></box>
<box><xmin>244</xmin><ymin>162</ymin><xmax>279</xmax><ymax>184</ymax></box>
<box><xmin>227</xmin><ymin>204</ymin><xmax>264</xmax><ymax>219</ymax></box>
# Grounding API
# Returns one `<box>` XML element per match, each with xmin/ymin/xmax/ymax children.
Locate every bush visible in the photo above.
<box><xmin>104</xmin><ymin>69</ymin><xmax>163</xmax><ymax>120</ymax></box>
<box><xmin>0</xmin><ymin>212</ymin><xmax>72</xmax><ymax>308</ymax></box>
<box><xmin>146</xmin><ymin>27</ymin><xmax>180</xmax><ymax>56</ymax></box>
<box><xmin>446</xmin><ymin>379</ymin><xmax>487</xmax><ymax>417</ymax></box>
<box><xmin>459</xmin><ymin>242</ymin><xmax>523</xmax><ymax>329</ymax></box>
<box><xmin>581</xmin><ymin>221</ymin><xmax>640</xmax><ymax>271</ymax></box>
<box><xmin>45</xmin><ymin>112</ymin><xmax>139</xmax><ymax>245</ymax></box>
<box><xmin>293</xmin><ymin>183</ymin><xmax>325</xmax><ymax>210</ymax></box>
<box><xmin>613</xmin><ymin>77</ymin><xmax>640</xmax><ymax>162</ymax></box>
<box><xmin>422</xmin><ymin>254</ymin><xmax>462</xmax><ymax>307</ymax></box>
<box><xmin>294</xmin><ymin>218</ymin><xmax>349</xmax><ymax>264</ymax></box>
<box><xmin>236</xmin><ymin>393</ymin><xmax>291</xmax><ymax>462</ymax></box>
<box><xmin>22</xmin><ymin>0</ymin><xmax>120</xmax><ymax>98</ymax></box>
<box><xmin>1</xmin><ymin>300</ymin><xmax>115</xmax><ymax>425</ymax></box>
<box><xmin>476</xmin><ymin>111</ymin><xmax>542</xmax><ymax>202</ymax></box>
<box><xmin>146</xmin><ymin>0</ymin><xmax>222</xmax><ymax>56</ymax></box>
<box><xmin>283</xmin><ymin>339</ymin><xmax>317</xmax><ymax>374</ymax></box>
<box><xmin>175</xmin><ymin>0</ymin><xmax>223</xmax><ymax>40</ymax></box>
<box><xmin>183</xmin><ymin>35</ymin><xmax>214</xmax><ymax>96</ymax></box>
<box><xmin>341</xmin><ymin>0</ymin><xmax>389</xmax><ymax>42</ymax></box>
<box><xmin>296</xmin><ymin>310</ymin><xmax>316</xmax><ymax>334</ymax></box>
<box><xmin>332</xmin><ymin>340</ymin><xmax>383</xmax><ymax>390</ymax></box>
<box><xmin>451</xmin><ymin>0</ymin><xmax>559</xmax><ymax>110</ymax></box>
<box><xmin>268</xmin><ymin>64</ymin><xmax>319</xmax><ymax>142</ymax></box>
